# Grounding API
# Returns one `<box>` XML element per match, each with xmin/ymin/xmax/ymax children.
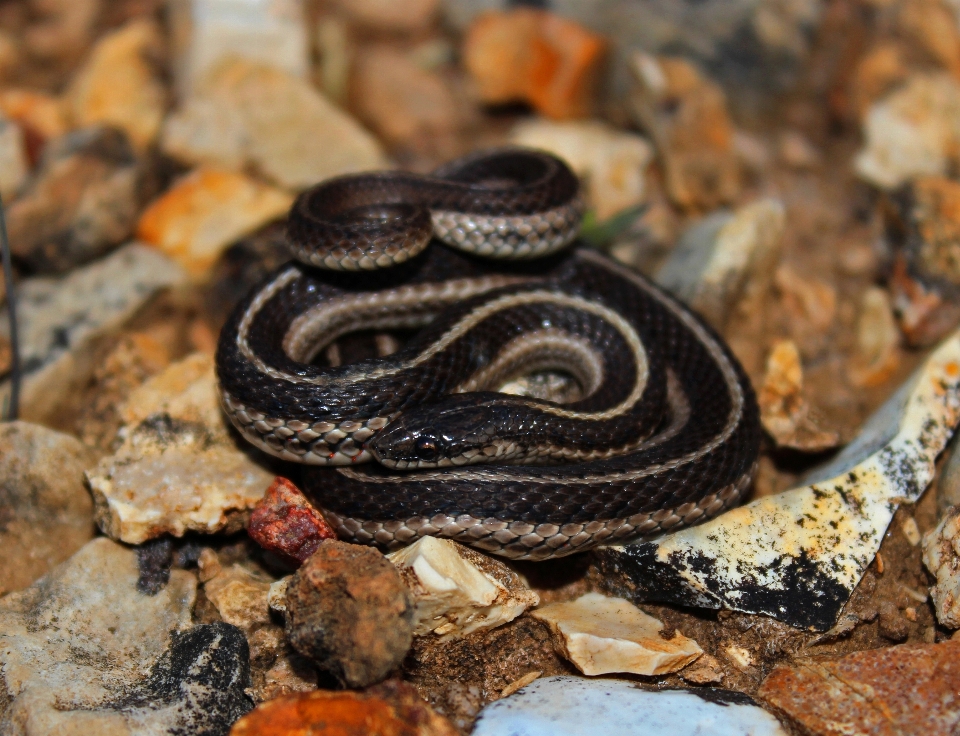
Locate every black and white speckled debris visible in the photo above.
<box><xmin>595</xmin><ymin>330</ymin><xmax>960</xmax><ymax>630</ymax></box>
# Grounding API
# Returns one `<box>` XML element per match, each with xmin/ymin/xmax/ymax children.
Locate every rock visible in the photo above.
<box><xmin>629</xmin><ymin>52</ymin><xmax>741</xmax><ymax>210</ymax></box>
<box><xmin>315</xmin><ymin>17</ymin><xmax>350</xmax><ymax>104</ymax></box>
<box><xmin>510</xmin><ymin>119</ymin><xmax>653</xmax><ymax>221</ymax></box>
<box><xmin>758</xmin><ymin>640</ymin><xmax>960</xmax><ymax>735</ymax></box>
<box><xmin>248</xmin><ymin>477</ymin><xmax>337</xmax><ymax>566</ymax></box>
<box><xmin>285</xmin><ymin>540</ymin><xmax>415</xmax><ymax>687</ymax></box>
<box><xmin>774</xmin><ymin>264</ymin><xmax>838</xmax><ymax>355</ymax></box>
<box><xmin>6</xmin><ymin>126</ymin><xmax>144</xmax><ymax>273</ymax></box>
<box><xmin>168</xmin><ymin>0</ymin><xmax>309</xmax><ymax>98</ymax></box>
<box><xmin>351</xmin><ymin>45</ymin><xmax>460</xmax><ymax>155</ymax></box>
<box><xmin>0</xmin><ymin>537</ymin><xmax>253</xmax><ymax>734</ymax></box>
<box><xmin>886</xmin><ymin>176</ymin><xmax>960</xmax><ymax>347</ymax></box>
<box><xmin>72</xmin><ymin>329</ymin><xmax>178</xmax><ymax>448</ymax></box>
<box><xmin>938</xmin><ymin>433</ymin><xmax>960</xmax><ymax>515</ymax></box>
<box><xmin>66</xmin><ymin>19</ymin><xmax>167</xmax><ymax>151</ymax></box>
<box><xmin>136</xmin><ymin>168</ymin><xmax>293</xmax><ymax>279</ymax></box>
<box><xmin>230</xmin><ymin>680</ymin><xmax>457</xmax><ymax>736</ymax></box>
<box><xmin>463</xmin><ymin>8</ymin><xmax>606</xmax><ymax>120</ymax></box>
<box><xmin>404</xmin><ymin>615</ymin><xmax>571</xmax><ymax>731</ymax></box>
<box><xmin>334</xmin><ymin>0</ymin><xmax>440</xmax><ymax>32</ymax></box>
<box><xmin>777</xmin><ymin>130</ymin><xmax>821</xmax><ymax>169</ymax></box>
<box><xmin>162</xmin><ymin>58</ymin><xmax>387</xmax><ymax>190</ymax></box>
<box><xmin>472</xmin><ymin>676</ymin><xmax>788</xmax><ymax>736</ymax></box>
<box><xmin>23</xmin><ymin>0</ymin><xmax>100</xmax><ymax>63</ymax></box>
<box><xmin>388</xmin><ymin>536</ymin><xmax>538</xmax><ymax>639</ymax></box>
<box><xmin>0</xmin><ymin>422</ymin><xmax>98</xmax><ymax>594</ymax></box>
<box><xmin>855</xmin><ymin>73</ymin><xmax>960</xmax><ymax>190</ymax></box>
<box><xmin>593</xmin><ymin>327</ymin><xmax>960</xmax><ymax>631</ymax></box>
<box><xmin>0</xmin><ymin>88</ymin><xmax>70</xmax><ymax>144</ymax></box>
<box><xmin>0</xmin><ymin>29</ymin><xmax>21</xmax><ymax>82</ymax></box>
<box><xmin>205</xmin><ymin>562</ymin><xmax>274</xmax><ymax>633</ymax></box>
<box><xmin>758</xmin><ymin>339</ymin><xmax>840</xmax><ymax>451</ymax></box>
<box><xmin>86</xmin><ymin>351</ymin><xmax>275</xmax><ymax>543</ymax></box>
<box><xmin>923</xmin><ymin>505</ymin><xmax>960</xmax><ymax>628</ymax></box>
<box><xmin>656</xmin><ymin>199</ymin><xmax>785</xmax><ymax>331</ymax></box>
<box><xmin>0</xmin><ymin>243</ymin><xmax>187</xmax><ymax>423</ymax></box>
<box><xmin>200</xmin><ymin>550</ymin><xmax>318</xmax><ymax>704</ymax></box>
<box><xmin>0</xmin><ymin>116</ymin><xmax>28</xmax><ymax>199</ymax></box>
<box><xmin>850</xmin><ymin>286</ymin><xmax>901</xmax><ymax>387</ymax></box>
<box><xmin>529</xmin><ymin>592</ymin><xmax>702</xmax><ymax>676</ymax></box>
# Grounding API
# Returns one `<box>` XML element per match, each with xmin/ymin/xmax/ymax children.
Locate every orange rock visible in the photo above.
<box><xmin>899</xmin><ymin>0</ymin><xmax>960</xmax><ymax>80</ymax></box>
<box><xmin>230</xmin><ymin>680</ymin><xmax>457</xmax><ymax>736</ymax></box>
<box><xmin>136</xmin><ymin>168</ymin><xmax>293</xmax><ymax>278</ymax></box>
<box><xmin>758</xmin><ymin>640</ymin><xmax>960</xmax><ymax>735</ymax></box>
<box><xmin>851</xmin><ymin>43</ymin><xmax>910</xmax><ymax>119</ymax></box>
<box><xmin>0</xmin><ymin>89</ymin><xmax>69</xmax><ymax>141</ymax></box>
<box><xmin>758</xmin><ymin>339</ymin><xmax>840</xmax><ymax>451</ymax></box>
<box><xmin>66</xmin><ymin>19</ymin><xmax>167</xmax><ymax>151</ymax></box>
<box><xmin>463</xmin><ymin>9</ymin><xmax>605</xmax><ymax>120</ymax></box>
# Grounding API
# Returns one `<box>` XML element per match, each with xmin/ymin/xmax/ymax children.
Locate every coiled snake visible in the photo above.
<box><xmin>216</xmin><ymin>149</ymin><xmax>761</xmax><ymax>560</ymax></box>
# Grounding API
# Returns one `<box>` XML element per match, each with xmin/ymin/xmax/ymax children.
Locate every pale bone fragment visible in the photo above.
<box><xmin>923</xmin><ymin>505</ymin><xmax>960</xmax><ymax>629</ymax></box>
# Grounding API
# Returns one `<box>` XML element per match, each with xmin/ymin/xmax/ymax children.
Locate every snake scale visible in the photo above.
<box><xmin>216</xmin><ymin>149</ymin><xmax>761</xmax><ymax>560</ymax></box>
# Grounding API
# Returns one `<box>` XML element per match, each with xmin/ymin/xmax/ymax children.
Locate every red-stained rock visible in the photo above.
<box><xmin>230</xmin><ymin>680</ymin><xmax>457</xmax><ymax>736</ymax></box>
<box><xmin>463</xmin><ymin>9</ymin><xmax>605</xmax><ymax>120</ymax></box>
<box><xmin>248</xmin><ymin>477</ymin><xmax>336</xmax><ymax>565</ymax></box>
<box><xmin>758</xmin><ymin>639</ymin><xmax>960</xmax><ymax>735</ymax></box>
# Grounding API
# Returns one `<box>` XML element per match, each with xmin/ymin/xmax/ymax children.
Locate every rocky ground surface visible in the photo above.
<box><xmin>2</xmin><ymin>0</ymin><xmax>960</xmax><ymax>734</ymax></box>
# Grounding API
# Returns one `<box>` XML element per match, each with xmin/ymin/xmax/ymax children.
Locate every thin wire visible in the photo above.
<box><xmin>0</xmin><ymin>193</ymin><xmax>20</xmax><ymax>421</ymax></box>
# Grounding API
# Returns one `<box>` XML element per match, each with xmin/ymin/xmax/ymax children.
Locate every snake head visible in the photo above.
<box><xmin>369</xmin><ymin>394</ymin><xmax>521</xmax><ymax>469</ymax></box>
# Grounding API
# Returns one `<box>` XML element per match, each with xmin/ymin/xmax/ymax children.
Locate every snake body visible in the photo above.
<box><xmin>216</xmin><ymin>149</ymin><xmax>761</xmax><ymax>560</ymax></box>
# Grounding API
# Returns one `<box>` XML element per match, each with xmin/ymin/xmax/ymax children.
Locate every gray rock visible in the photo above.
<box><xmin>6</xmin><ymin>127</ymin><xmax>145</xmax><ymax>273</ymax></box>
<box><xmin>471</xmin><ymin>676</ymin><xmax>787</xmax><ymax>736</ymax></box>
<box><xmin>0</xmin><ymin>537</ymin><xmax>223</xmax><ymax>734</ymax></box>
<box><xmin>285</xmin><ymin>540</ymin><xmax>415</xmax><ymax>687</ymax></box>
<box><xmin>0</xmin><ymin>421</ymin><xmax>99</xmax><ymax>594</ymax></box>
<box><xmin>0</xmin><ymin>242</ymin><xmax>187</xmax><ymax>424</ymax></box>
<box><xmin>594</xmin><ymin>326</ymin><xmax>960</xmax><ymax>631</ymax></box>
<box><xmin>656</xmin><ymin>199</ymin><xmax>784</xmax><ymax>331</ymax></box>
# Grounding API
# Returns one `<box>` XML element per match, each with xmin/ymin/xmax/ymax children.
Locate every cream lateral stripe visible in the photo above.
<box><xmin>335</xmin><ymin>253</ymin><xmax>745</xmax><ymax>486</ymax></box>
<box><xmin>452</xmin><ymin>327</ymin><xmax>651</xmax><ymax>422</ymax></box>
<box><xmin>456</xmin><ymin>329</ymin><xmax>604</xmax><ymax>396</ymax></box>
<box><xmin>282</xmin><ymin>275</ymin><xmax>526</xmax><ymax>362</ymax></box>
<box><xmin>240</xmin><ymin>277</ymin><xmax>647</xmax><ymax>408</ymax></box>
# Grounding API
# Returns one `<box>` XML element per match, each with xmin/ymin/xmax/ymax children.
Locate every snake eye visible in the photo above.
<box><xmin>415</xmin><ymin>434</ymin><xmax>441</xmax><ymax>459</ymax></box>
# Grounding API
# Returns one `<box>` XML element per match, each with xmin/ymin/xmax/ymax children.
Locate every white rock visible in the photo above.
<box><xmin>86</xmin><ymin>352</ymin><xmax>275</xmax><ymax>543</ymax></box>
<box><xmin>168</xmin><ymin>0</ymin><xmax>310</xmax><ymax>98</ymax></box>
<box><xmin>595</xmin><ymin>325</ymin><xmax>960</xmax><ymax>631</ymax></box>
<box><xmin>267</xmin><ymin>576</ymin><xmax>291</xmax><ymax>614</ymax></box>
<box><xmin>0</xmin><ymin>115</ymin><xmax>27</xmax><ymax>200</ymax></box>
<box><xmin>388</xmin><ymin>536</ymin><xmax>538</xmax><ymax>639</ymax></box>
<box><xmin>0</xmin><ymin>243</ymin><xmax>187</xmax><ymax>423</ymax></box>
<box><xmin>162</xmin><ymin>58</ymin><xmax>387</xmax><ymax>190</ymax></box>
<box><xmin>472</xmin><ymin>676</ymin><xmax>788</xmax><ymax>736</ymax></box>
<box><xmin>656</xmin><ymin>198</ymin><xmax>785</xmax><ymax>330</ymax></box>
<box><xmin>923</xmin><ymin>505</ymin><xmax>960</xmax><ymax>628</ymax></box>
<box><xmin>511</xmin><ymin>119</ymin><xmax>653</xmax><ymax>221</ymax></box>
<box><xmin>530</xmin><ymin>592</ymin><xmax>702</xmax><ymax>676</ymax></box>
<box><xmin>855</xmin><ymin>73</ymin><xmax>960</xmax><ymax>190</ymax></box>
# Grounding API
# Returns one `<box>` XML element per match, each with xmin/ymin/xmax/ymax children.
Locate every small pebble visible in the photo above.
<box><xmin>285</xmin><ymin>540</ymin><xmax>414</xmax><ymax>687</ymax></box>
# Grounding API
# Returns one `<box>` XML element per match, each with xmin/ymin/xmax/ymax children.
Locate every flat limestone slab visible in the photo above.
<box><xmin>595</xmin><ymin>328</ymin><xmax>960</xmax><ymax>630</ymax></box>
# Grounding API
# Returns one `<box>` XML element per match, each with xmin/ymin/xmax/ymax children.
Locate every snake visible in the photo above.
<box><xmin>216</xmin><ymin>148</ymin><xmax>761</xmax><ymax>561</ymax></box>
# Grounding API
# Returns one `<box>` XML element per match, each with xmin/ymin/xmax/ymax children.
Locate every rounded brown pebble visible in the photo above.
<box><xmin>285</xmin><ymin>540</ymin><xmax>414</xmax><ymax>687</ymax></box>
<box><xmin>229</xmin><ymin>680</ymin><xmax>457</xmax><ymax>736</ymax></box>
